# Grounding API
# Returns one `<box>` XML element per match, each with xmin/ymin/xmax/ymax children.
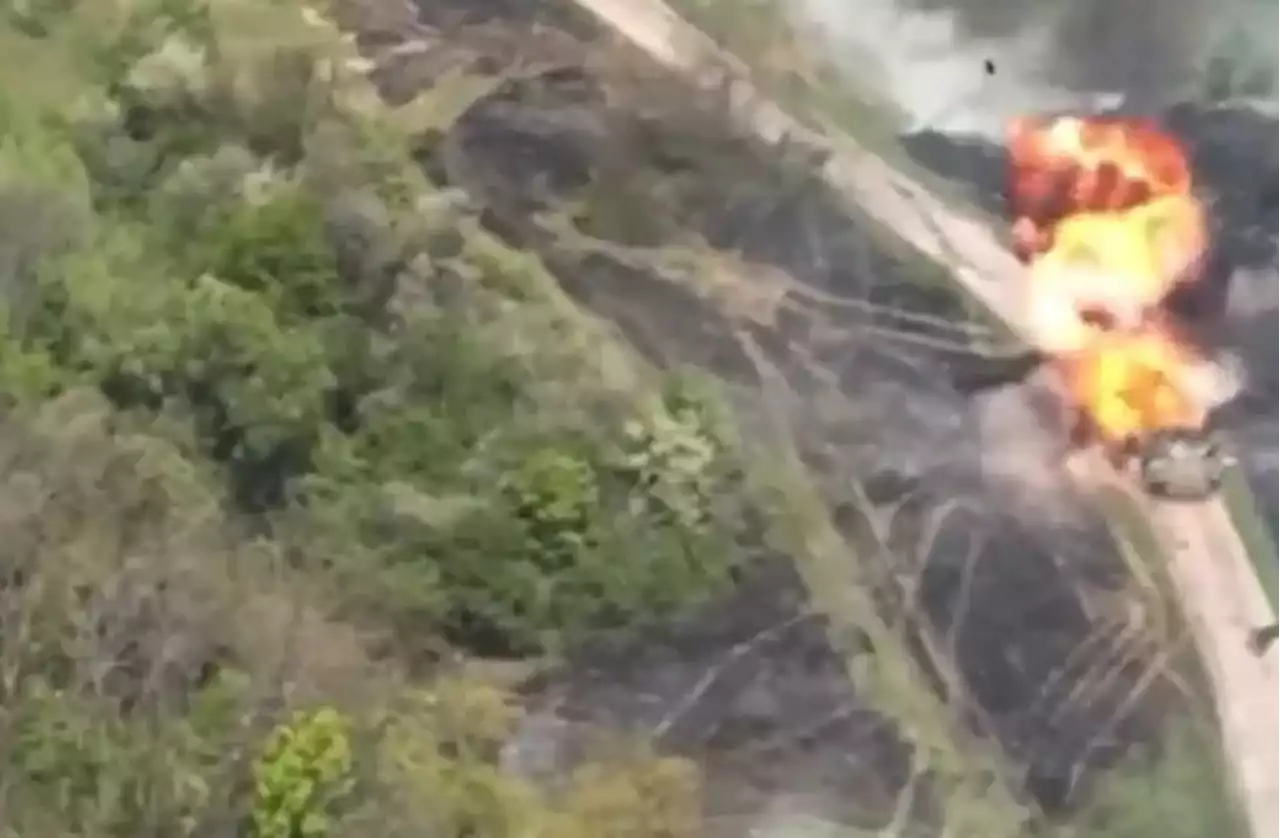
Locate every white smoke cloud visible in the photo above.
<box><xmin>1184</xmin><ymin>353</ymin><xmax>1245</xmax><ymax>410</ymax></box>
<box><xmin>790</xmin><ymin>0</ymin><xmax>1110</xmax><ymax>137</ymax></box>
<box><xmin>787</xmin><ymin>0</ymin><xmax>1275</xmax><ymax>139</ymax></box>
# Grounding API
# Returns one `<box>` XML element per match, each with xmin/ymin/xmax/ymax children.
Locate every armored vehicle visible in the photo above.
<box><xmin>1136</xmin><ymin>427</ymin><xmax>1227</xmax><ymax>501</ymax></box>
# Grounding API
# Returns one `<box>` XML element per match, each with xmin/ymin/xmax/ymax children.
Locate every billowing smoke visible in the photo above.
<box><xmin>789</xmin><ymin>0</ymin><xmax>1277</xmax><ymax>138</ymax></box>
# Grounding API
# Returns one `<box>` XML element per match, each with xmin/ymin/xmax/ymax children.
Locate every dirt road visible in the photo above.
<box><xmin>565</xmin><ymin>0</ymin><xmax>1279</xmax><ymax>834</ymax></box>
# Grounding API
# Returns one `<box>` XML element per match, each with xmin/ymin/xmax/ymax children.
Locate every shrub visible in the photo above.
<box><xmin>180</xmin><ymin>181</ymin><xmax>346</xmax><ymax>320</ymax></box>
<box><xmin>252</xmin><ymin>706</ymin><xmax>356</xmax><ymax>838</ymax></box>
<box><xmin>373</xmin><ymin>678</ymin><xmax>706</xmax><ymax>838</ymax></box>
<box><xmin>563</xmin><ymin>753</ymin><xmax>703</xmax><ymax>838</ymax></box>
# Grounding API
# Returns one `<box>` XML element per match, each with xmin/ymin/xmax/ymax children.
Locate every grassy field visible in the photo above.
<box><xmin>0</xmin><ymin>0</ymin><xmax>1254</xmax><ymax>836</ymax></box>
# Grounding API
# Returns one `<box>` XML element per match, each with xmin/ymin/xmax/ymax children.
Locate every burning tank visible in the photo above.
<box><xmin>1057</xmin><ymin>329</ymin><xmax>1228</xmax><ymax>498</ymax></box>
<box><xmin>1005</xmin><ymin>115</ymin><xmax>1230</xmax><ymax>499</ymax></box>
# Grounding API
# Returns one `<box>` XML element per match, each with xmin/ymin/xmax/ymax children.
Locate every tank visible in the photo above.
<box><xmin>1136</xmin><ymin>427</ymin><xmax>1227</xmax><ymax>500</ymax></box>
<box><xmin>1065</xmin><ymin>408</ymin><xmax>1227</xmax><ymax>499</ymax></box>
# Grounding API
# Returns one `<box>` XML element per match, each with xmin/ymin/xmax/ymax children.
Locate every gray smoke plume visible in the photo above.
<box><xmin>790</xmin><ymin>0</ymin><xmax>1277</xmax><ymax>137</ymax></box>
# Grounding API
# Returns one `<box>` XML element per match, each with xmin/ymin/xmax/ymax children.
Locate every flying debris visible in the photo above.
<box><xmin>1003</xmin><ymin>115</ymin><xmax>1229</xmax><ymax>496</ymax></box>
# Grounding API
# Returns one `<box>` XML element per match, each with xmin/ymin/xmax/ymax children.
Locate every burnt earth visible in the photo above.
<box><xmin>352</xmin><ymin>0</ymin><xmax>1220</xmax><ymax>826</ymax></box>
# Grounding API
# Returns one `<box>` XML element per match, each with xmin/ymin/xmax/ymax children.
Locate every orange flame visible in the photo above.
<box><xmin>1057</xmin><ymin>331</ymin><xmax>1201</xmax><ymax>445</ymax></box>
<box><xmin>1006</xmin><ymin>116</ymin><xmax>1209</xmax><ymax>448</ymax></box>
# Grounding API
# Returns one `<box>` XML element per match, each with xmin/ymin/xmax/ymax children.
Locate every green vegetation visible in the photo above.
<box><xmin>0</xmin><ymin>0</ymin><xmax>1254</xmax><ymax>836</ymax></box>
<box><xmin>1221</xmin><ymin>465</ymin><xmax>1278</xmax><ymax>614</ymax></box>
<box><xmin>1070</xmin><ymin>723</ymin><xmax>1247</xmax><ymax>838</ymax></box>
<box><xmin>4</xmin><ymin>0</ymin><xmax>749</xmax><ymax>653</ymax></box>
<box><xmin>0</xmin><ymin>0</ymin><xmax>732</xmax><ymax>832</ymax></box>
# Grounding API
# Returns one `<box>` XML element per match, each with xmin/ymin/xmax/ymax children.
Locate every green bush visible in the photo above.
<box><xmin>179</xmin><ymin>181</ymin><xmax>346</xmax><ymax>320</ymax></box>
<box><xmin>252</xmin><ymin>706</ymin><xmax>355</xmax><ymax>838</ymax></box>
<box><xmin>375</xmin><ymin>678</ymin><xmax>706</xmax><ymax>838</ymax></box>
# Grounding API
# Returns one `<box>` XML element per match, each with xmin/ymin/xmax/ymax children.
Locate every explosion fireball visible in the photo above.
<box><xmin>1005</xmin><ymin>115</ymin><xmax>1210</xmax><ymax>452</ymax></box>
<box><xmin>1058</xmin><ymin>328</ymin><xmax>1200</xmax><ymax>447</ymax></box>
